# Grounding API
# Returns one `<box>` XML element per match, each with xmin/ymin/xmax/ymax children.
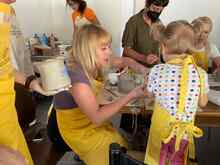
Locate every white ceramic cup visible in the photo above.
<box><xmin>108</xmin><ymin>73</ymin><xmax>119</xmax><ymax>85</ymax></box>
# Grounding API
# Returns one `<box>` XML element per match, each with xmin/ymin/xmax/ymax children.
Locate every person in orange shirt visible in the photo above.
<box><xmin>66</xmin><ymin>0</ymin><xmax>100</xmax><ymax>30</ymax></box>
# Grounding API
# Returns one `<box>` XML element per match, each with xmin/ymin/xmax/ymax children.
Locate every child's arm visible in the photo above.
<box><xmin>144</xmin><ymin>66</ymin><xmax>158</xmax><ymax>98</ymax></box>
<box><xmin>198</xmin><ymin>93</ymin><xmax>208</xmax><ymax>107</ymax></box>
<box><xmin>198</xmin><ymin>69</ymin><xmax>209</xmax><ymax>107</ymax></box>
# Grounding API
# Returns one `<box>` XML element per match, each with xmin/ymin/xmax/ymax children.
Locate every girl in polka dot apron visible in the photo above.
<box><xmin>144</xmin><ymin>20</ymin><xmax>209</xmax><ymax>165</ymax></box>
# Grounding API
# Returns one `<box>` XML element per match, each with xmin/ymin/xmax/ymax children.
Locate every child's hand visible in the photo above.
<box><xmin>133</xmin><ymin>74</ymin><xmax>153</xmax><ymax>99</ymax></box>
<box><xmin>146</xmin><ymin>54</ymin><xmax>159</xmax><ymax>65</ymax></box>
<box><xmin>130</xmin><ymin>85</ymin><xmax>149</xmax><ymax>99</ymax></box>
<box><xmin>130</xmin><ymin>75</ymin><xmax>149</xmax><ymax>99</ymax></box>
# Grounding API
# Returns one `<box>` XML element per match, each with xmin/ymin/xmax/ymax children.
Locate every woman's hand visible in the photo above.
<box><xmin>129</xmin><ymin>74</ymin><xmax>152</xmax><ymax>99</ymax></box>
<box><xmin>145</xmin><ymin>54</ymin><xmax>159</xmax><ymax>65</ymax></box>
<box><xmin>29</xmin><ymin>80</ymin><xmax>54</xmax><ymax>96</ymax></box>
<box><xmin>129</xmin><ymin>85</ymin><xmax>149</xmax><ymax>99</ymax></box>
<box><xmin>29</xmin><ymin>80</ymin><xmax>71</xmax><ymax>96</ymax></box>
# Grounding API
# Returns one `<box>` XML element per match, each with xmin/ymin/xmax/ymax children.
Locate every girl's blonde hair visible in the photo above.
<box><xmin>159</xmin><ymin>20</ymin><xmax>195</xmax><ymax>55</ymax></box>
<box><xmin>191</xmin><ymin>16</ymin><xmax>213</xmax><ymax>34</ymax></box>
<box><xmin>191</xmin><ymin>16</ymin><xmax>213</xmax><ymax>55</ymax></box>
<box><xmin>71</xmin><ymin>24</ymin><xmax>111</xmax><ymax>88</ymax></box>
<box><xmin>150</xmin><ymin>21</ymin><xmax>165</xmax><ymax>42</ymax></box>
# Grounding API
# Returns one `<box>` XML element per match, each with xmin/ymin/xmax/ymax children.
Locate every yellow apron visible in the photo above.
<box><xmin>193</xmin><ymin>51</ymin><xmax>209</xmax><ymax>72</ymax></box>
<box><xmin>56</xmin><ymin>80</ymin><xmax>127</xmax><ymax>165</ymax></box>
<box><xmin>145</xmin><ymin>55</ymin><xmax>204</xmax><ymax>165</ymax></box>
<box><xmin>0</xmin><ymin>3</ymin><xmax>33</xmax><ymax>165</ymax></box>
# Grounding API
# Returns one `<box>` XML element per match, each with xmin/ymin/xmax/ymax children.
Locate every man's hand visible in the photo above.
<box><xmin>145</xmin><ymin>54</ymin><xmax>159</xmax><ymax>65</ymax></box>
<box><xmin>213</xmin><ymin>57</ymin><xmax>220</xmax><ymax>70</ymax></box>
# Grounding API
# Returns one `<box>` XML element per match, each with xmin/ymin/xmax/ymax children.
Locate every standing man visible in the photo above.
<box><xmin>122</xmin><ymin>0</ymin><xmax>169</xmax><ymax>67</ymax></box>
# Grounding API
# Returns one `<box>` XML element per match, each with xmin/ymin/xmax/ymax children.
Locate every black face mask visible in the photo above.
<box><xmin>147</xmin><ymin>10</ymin><xmax>161</xmax><ymax>22</ymax></box>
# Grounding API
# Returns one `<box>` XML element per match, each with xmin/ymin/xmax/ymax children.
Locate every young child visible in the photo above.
<box><xmin>192</xmin><ymin>16</ymin><xmax>220</xmax><ymax>72</ymax></box>
<box><xmin>144</xmin><ymin>20</ymin><xmax>209</xmax><ymax>165</ymax></box>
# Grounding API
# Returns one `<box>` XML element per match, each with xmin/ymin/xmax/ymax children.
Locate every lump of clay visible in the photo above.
<box><xmin>118</xmin><ymin>72</ymin><xmax>136</xmax><ymax>94</ymax></box>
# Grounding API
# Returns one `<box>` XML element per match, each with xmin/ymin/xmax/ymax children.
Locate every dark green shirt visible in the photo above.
<box><xmin>122</xmin><ymin>9</ymin><xmax>160</xmax><ymax>66</ymax></box>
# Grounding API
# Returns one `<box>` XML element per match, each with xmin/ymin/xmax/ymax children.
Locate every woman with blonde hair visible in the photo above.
<box><xmin>51</xmin><ymin>24</ymin><xmax>148</xmax><ymax>165</ymax></box>
<box><xmin>144</xmin><ymin>20</ymin><xmax>208</xmax><ymax>165</ymax></box>
<box><xmin>192</xmin><ymin>16</ymin><xmax>220</xmax><ymax>72</ymax></box>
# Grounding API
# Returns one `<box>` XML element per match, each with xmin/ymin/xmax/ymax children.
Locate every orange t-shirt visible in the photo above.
<box><xmin>72</xmin><ymin>7</ymin><xmax>97</xmax><ymax>25</ymax></box>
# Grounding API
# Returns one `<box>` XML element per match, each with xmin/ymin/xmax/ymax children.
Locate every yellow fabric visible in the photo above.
<box><xmin>145</xmin><ymin>104</ymin><xmax>197</xmax><ymax>165</ymax></box>
<box><xmin>0</xmin><ymin>3</ymin><xmax>33</xmax><ymax>165</ymax></box>
<box><xmin>145</xmin><ymin>55</ymin><xmax>204</xmax><ymax>165</ymax></box>
<box><xmin>0</xmin><ymin>4</ymin><xmax>13</xmax><ymax>79</ymax></box>
<box><xmin>193</xmin><ymin>51</ymin><xmax>209</xmax><ymax>72</ymax></box>
<box><xmin>56</xmin><ymin>80</ymin><xmax>127</xmax><ymax>165</ymax></box>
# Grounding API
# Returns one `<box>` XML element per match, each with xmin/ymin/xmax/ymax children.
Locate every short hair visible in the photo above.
<box><xmin>146</xmin><ymin>0</ymin><xmax>169</xmax><ymax>7</ymax></box>
<box><xmin>161</xmin><ymin>20</ymin><xmax>195</xmax><ymax>55</ymax></box>
<box><xmin>66</xmin><ymin>0</ymin><xmax>87</xmax><ymax>14</ymax></box>
<box><xmin>191</xmin><ymin>16</ymin><xmax>213</xmax><ymax>34</ymax></box>
<box><xmin>150</xmin><ymin>21</ymin><xmax>165</xmax><ymax>42</ymax></box>
<box><xmin>71</xmin><ymin>24</ymin><xmax>111</xmax><ymax>89</ymax></box>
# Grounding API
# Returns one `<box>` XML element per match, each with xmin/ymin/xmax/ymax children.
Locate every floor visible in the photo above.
<box><xmin>28</xmin><ymin>97</ymin><xmax>220</xmax><ymax>165</ymax></box>
<box><xmin>26</xmin><ymin>97</ymin><xmax>83</xmax><ymax>165</ymax></box>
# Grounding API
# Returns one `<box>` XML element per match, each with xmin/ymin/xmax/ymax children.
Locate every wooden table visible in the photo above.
<box><xmin>99</xmin><ymin>81</ymin><xmax>220</xmax><ymax>128</ymax></box>
<box><xmin>120</xmin><ymin>102</ymin><xmax>220</xmax><ymax>127</ymax></box>
<box><xmin>195</xmin><ymin>102</ymin><xmax>220</xmax><ymax>127</ymax></box>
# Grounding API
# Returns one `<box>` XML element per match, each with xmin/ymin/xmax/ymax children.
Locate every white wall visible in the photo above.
<box><xmin>50</xmin><ymin>0</ymin><xmax>72</xmax><ymax>42</ymax></box>
<box><xmin>13</xmin><ymin>0</ymin><xmax>220</xmax><ymax>52</ymax></box>
<box><xmin>50</xmin><ymin>0</ymin><xmax>94</xmax><ymax>42</ymax></box>
<box><xmin>135</xmin><ymin>0</ymin><xmax>220</xmax><ymax>48</ymax></box>
<box><xmin>134</xmin><ymin>0</ymin><xmax>145</xmax><ymax>13</ymax></box>
<box><xmin>14</xmin><ymin>0</ymin><xmax>73</xmax><ymax>42</ymax></box>
<box><xmin>13</xmin><ymin>0</ymin><xmax>53</xmax><ymax>37</ymax></box>
<box><xmin>91</xmin><ymin>0</ymin><xmax>122</xmax><ymax>55</ymax></box>
<box><xmin>14</xmin><ymin>0</ymin><xmax>95</xmax><ymax>43</ymax></box>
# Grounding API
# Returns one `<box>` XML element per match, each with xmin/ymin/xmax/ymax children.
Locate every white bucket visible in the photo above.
<box><xmin>34</xmin><ymin>59</ymin><xmax>71</xmax><ymax>92</ymax></box>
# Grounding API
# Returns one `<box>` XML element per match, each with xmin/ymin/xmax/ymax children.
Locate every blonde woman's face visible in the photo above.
<box><xmin>196</xmin><ymin>24</ymin><xmax>211</xmax><ymax>43</ymax></box>
<box><xmin>96</xmin><ymin>42</ymin><xmax>112</xmax><ymax>69</ymax></box>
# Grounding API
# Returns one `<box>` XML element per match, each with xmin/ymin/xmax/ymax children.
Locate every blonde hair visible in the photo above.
<box><xmin>191</xmin><ymin>16</ymin><xmax>213</xmax><ymax>55</ymax></box>
<box><xmin>71</xmin><ymin>24</ymin><xmax>111</xmax><ymax>88</ymax></box>
<box><xmin>150</xmin><ymin>21</ymin><xmax>165</xmax><ymax>42</ymax></box>
<box><xmin>160</xmin><ymin>20</ymin><xmax>195</xmax><ymax>55</ymax></box>
<box><xmin>191</xmin><ymin>16</ymin><xmax>213</xmax><ymax>34</ymax></box>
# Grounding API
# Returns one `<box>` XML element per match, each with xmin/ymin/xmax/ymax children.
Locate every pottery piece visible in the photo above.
<box><xmin>118</xmin><ymin>72</ymin><xmax>136</xmax><ymax>94</ymax></box>
<box><xmin>34</xmin><ymin>59</ymin><xmax>71</xmax><ymax>92</ymax></box>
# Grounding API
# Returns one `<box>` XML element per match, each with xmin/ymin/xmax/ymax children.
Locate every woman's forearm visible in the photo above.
<box><xmin>14</xmin><ymin>70</ymin><xmax>26</xmax><ymax>86</ymax></box>
<box><xmin>93</xmin><ymin>92</ymin><xmax>134</xmax><ymax>125</ymax></box>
